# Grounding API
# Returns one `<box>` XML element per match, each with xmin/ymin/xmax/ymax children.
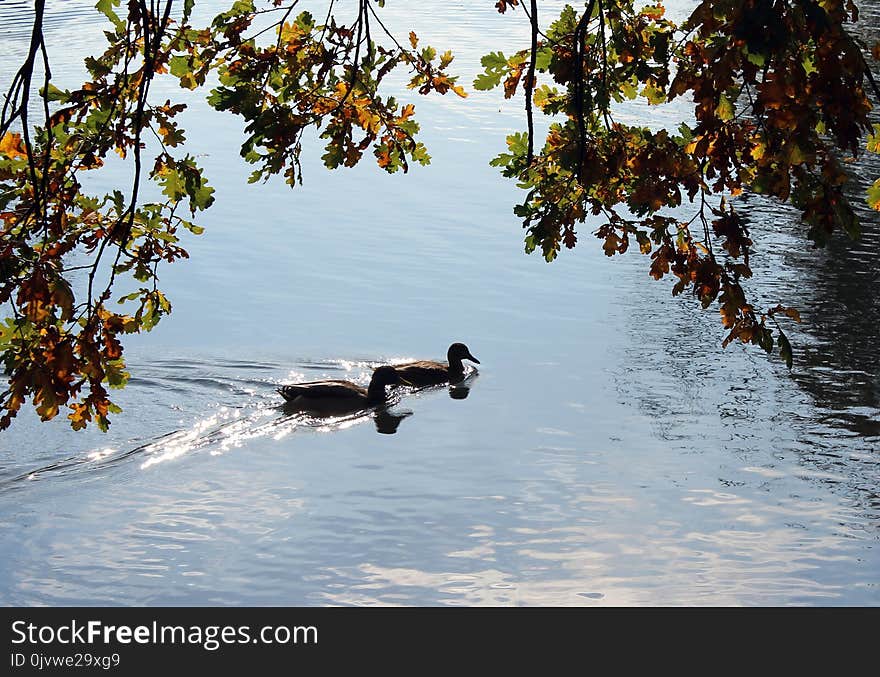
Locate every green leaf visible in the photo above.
<box><xmin>155</xmin><ymin>291</ymin><xmax>172</xmax><ymax>314</ymax></box>
<box><xmin>0</xmin><ymin>317</ymin><xmax>26</xmax><ymax>348</ymax></box>
<box><xmin>758</xmin><ymin>326</ymin><xmax>773</xmax><ymax>353</ymax></box>
<box><xmin>105</xmin><ymin>359</ymin><xmax>130</xmax><ymax>388</ymax></box>
<box><xmin>746</xmin><ymin>49</ymin><xmax>765</xmax><ymax>67</ymax></box>
<box><xmin>140</xmin><ymin>296</ymin><xmax>159</xmax><ymax>331</ymax></box>
<box><xmin>715</xmin><ymin>94</ymin><xmax>734</xmax><ymax>122</ymax></box>
<box><xmin>157</xmin><ymin>167</ymin><xmax>186</xmax><ymax>202</ymax></box>
<box><xmin>111</xmin><ymin>190</ymin><xmax>125</xmax><ymax>214</ymax></box>
<box><xmin>641</xmin><ymin>83</ymin><xmax>666</xmax><ymax>105</ymax></box>
<box><xmin>182</xmin><ymin>221</ymin><xmax>206</xmax><ymax>235</ymax></box>
<box><xmin>533</xmin><ymin>84</ymin><xmax>560</xmax><ymax>110</ymax></box>
<box><xmin>867</xmin><ymin>124</ymin><xmax>880</xmax><ymax>153</ymax></box>
<box><xmin>95</xmin><ymin>0</ymin><xmax>124</xmax><ymax>32</ymax></box>
<box><xmin>154</xmin><ymin>230</ymin><xmax>179</xmax><ymax>243</ymax></box>
<box><xmin>507</xmin><ymin>131</ymin><xmax>528</xmax><ymax>156</ymax></box>
<box><xmin>547</xmin><ymin>5</ymin><xmax>577</xmax><ymax>40</ymax></box>
<box><xmin>178</xmin><ymin>73</ymin><xmax>198</xmax><ymax>91</ymax></box>
<box><xmin>473</xmin><ymin>72</ymin><xmax>503</xmax><ymax>91</ymax></box>
<box><xmin>777</xmin><ymin>331</ymin><xmax>793</xmax><ymax>370</ymax></box>
<box><xmin>480</xmin><ymin>52</ymin><xmax>507</xmax><ymax>69</ymax></box>
<box><xmin>42</xmin><ymin>83</ymin><xmax>71</xmax><ymax>103</ymax></box>
<box><xmin>322</xmin><ymin>142</ymin><xmax>344</xmax><ymax>169</ymax></box>
<box><xmin>84</xmin><ymin>56</ymin><xmax>112</xmax><ymax>78</ymax></box>
<box><xmin>786</xmin><ymin>142</ymin><xmax>807</xmax><ymax>165</ymax></box>
<box><xmin>535</xmin><ymin>46</ymin><xmax>553</xmax><ymax>71</ymax></box>
<box><xmin>867</xmin><ymin>179</ymin><xmax>880</xmax><ymax>212</ymax></box>
<box><xmin>802</xmin><ymin>54</ymin><xmax>817</xmax><ymax>75</ymax></box>
<box><xmin>677</xmin><ymin>122</ymin><xmax>694</xmax><ymax>143</ymax></box>
<box><xmin>411</xmin><ymin>143</ymin><xmax>431</xmax><ymax>165</ymax></box>
<box><xmin>169</xmin><ymin>55</ymin><xmax>191</xmax><ymax>79</ymax></box>
<box><xmin>834</xmin><ymin>196</ymin><xmax>860</xmax><ymax>239</ymax></box>
<box><xmin>189</xmin><ymin>179</ymin><xmax>215</xmax><ymax>212</ymax></box>
<box><xmin>294</xmin><ymin>11</ymin><xmax>315</xmax><ymax>32</ymax></box>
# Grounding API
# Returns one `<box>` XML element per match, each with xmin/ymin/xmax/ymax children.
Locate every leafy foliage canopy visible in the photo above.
<box><xmin>0</xmin><ymin>0</ymin><xmax>878</xmax><ymax>430</ymax></box>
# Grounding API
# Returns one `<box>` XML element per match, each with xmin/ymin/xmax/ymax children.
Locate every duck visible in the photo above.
<box><xmin>277</xmin><ymin>365</ymin><xmax>409</xmax><ymax>415</ymax></box>
<box><xmin>392</xmin><ymin>342</ymin><xmax>480</xmax><ymax>387</ymax></box>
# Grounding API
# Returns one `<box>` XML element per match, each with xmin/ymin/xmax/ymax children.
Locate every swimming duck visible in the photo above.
<box><xmin>392</xmin><ymin>342</ymin><xmax>480</xmax><ymax>387</ymax></box>
<box><xmin>277</xmin><ymin>365</ymin><xmax>409</xmax><ymax>415</ymax></box>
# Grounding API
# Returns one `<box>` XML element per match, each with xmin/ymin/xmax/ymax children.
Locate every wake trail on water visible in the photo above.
<box><xmin>0</xmin><ymin>358</ymin><xmax>411</xmax><ymax>493</ymax></box>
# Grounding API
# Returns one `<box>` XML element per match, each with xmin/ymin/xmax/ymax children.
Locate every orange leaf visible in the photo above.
<box><xmin>398</xmin><ymin>104</ymin><xmax>415</xmax><ymax>121</ymax></box>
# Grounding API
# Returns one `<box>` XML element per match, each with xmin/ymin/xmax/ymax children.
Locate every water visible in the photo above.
<box><xmin>0</xmin><ymin>0</ymin><xmax>877</xmax><ymax>605</ymax></box>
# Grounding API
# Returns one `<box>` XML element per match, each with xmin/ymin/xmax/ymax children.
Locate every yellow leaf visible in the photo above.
<box><xmin>867</xmin><ymin>179</ymin><xmax>880</xmax><ymax>211</ymax></box>
<box><xmin>867</xmin><ymin>124</ymin><xmax>880</xmax><ymax>153</ymax></box>
<box><xmin>0</xmin><ymin>131</ymin><xmax>28</xmax><ymax>160</ymax></box>
<box><xmin>641</xmin><ymin>4</ymin><xmax>666</xmax><ymax>19</ymax></box>
<box><xmin>312</xmin><ymin>96</ymin><xmax>337</xmax><ymax>115</ymax></box>
<box><xmin>355</xmin><ymin>107</ymin><xmax>381</xmax><ymax>134</ymax></box>
<box><xmin>750</xmin><ymin>142</ymin><xmax>766</xmax><ymax>161</ymax></box>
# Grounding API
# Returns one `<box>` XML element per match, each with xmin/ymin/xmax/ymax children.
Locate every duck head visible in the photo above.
<box><xmin>372</xmin><ymin>365</ymin><xmax>411</xmax><ymax>387</ymax></box>
<box><xmin>366</xmin><ymin>365</ymin><xmax>409</xmax><ymax>402</ymax></box>
<box><xmin>448</xmin><ymin>342</ymin><xmax>480</xmax><ymax>365</ymax></box>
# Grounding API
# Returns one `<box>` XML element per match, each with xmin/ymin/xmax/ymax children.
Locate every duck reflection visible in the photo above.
<box><xmin>278</xmin><ymin>399</ymin><xmax>414</xmax><ymax>435</ymax></box>
<box><xmin>373</xmin><ymin>407</ymin><xmax>413</xmax><ymax>434</ymax></box>
<box><xmin>448</xmin><ymin>370</ymin><xmax>478</xmax><ymax>400</ymax></box>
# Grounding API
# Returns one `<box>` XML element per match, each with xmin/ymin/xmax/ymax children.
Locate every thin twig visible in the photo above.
<box><xmin>573</xmin><ymin>0</ymin><xmax>597</xmax><ymax>185</ymax></box>
<box><xmin>525</xmin><ymin>0</ymin><xmax>538</xmax><ymax>165</ymax></box>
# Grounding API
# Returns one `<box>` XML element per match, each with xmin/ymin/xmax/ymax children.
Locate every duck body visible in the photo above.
<box><xmin>278</xmin><ymin>365</ymin><xmax>405</xmax><ymax>415</ymax></box>
<box><xmin>393</xmin><ymin>342</ymin><xmax>480</xmax><ymax>387</ymax></box>
<box><xmin>391</xmin><ymin>361</ymin><xmax>456</xmax><ymax>386</ymax></box>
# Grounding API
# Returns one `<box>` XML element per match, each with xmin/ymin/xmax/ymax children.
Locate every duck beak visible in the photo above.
<box><xmin>466</xmin><ymin>352</ymin><xmax>480</xmax><ymax>365</ymax></box>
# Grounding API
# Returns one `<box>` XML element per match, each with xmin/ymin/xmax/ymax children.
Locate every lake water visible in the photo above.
<box><xmin>0</xmin><ymin>0</ymin><xmax>877</xmax><ymax>605</ymax></box>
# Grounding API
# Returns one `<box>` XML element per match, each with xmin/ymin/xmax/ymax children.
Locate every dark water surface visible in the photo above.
<box><xmin>0</xmin><ymin>1</ymin><xmax>877</xmax><ymax>605</ymax></box>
